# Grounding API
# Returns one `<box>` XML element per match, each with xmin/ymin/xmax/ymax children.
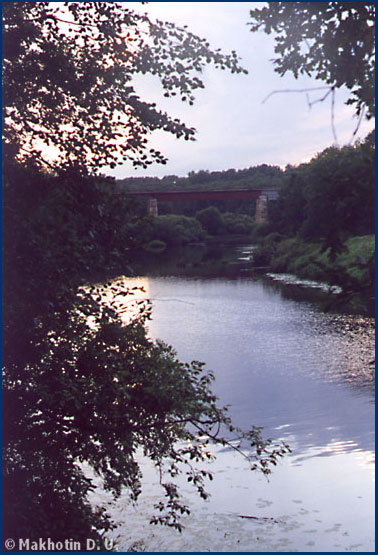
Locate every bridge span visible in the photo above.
<box><xmin>118</xmin><ymin>188</ymin><xmax>278</xmax><ymax>223</ymax></box>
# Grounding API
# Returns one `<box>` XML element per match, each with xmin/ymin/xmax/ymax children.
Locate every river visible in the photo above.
<box><xmin>92</xmin><ymin>243</ymin><xmax>375</xmax><ymax>552</ymax></box>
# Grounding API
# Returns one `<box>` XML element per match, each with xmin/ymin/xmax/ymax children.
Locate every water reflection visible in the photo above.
<box><xmin>290</xmin><ymin>441</ymin><xmax>375</xmax><ymax>470</ymax></box>
<box><xmin>104</xmin><ymin>273</ymin><xmax>374</xmax><ymax>463</ymax></box>
<box><xmin>130</xmin><ymin>242</ymin><xmax>374</xmax><ymax>315</ymax></box>
<box><xmin>99</xmin><ymin>245</ymin><xmax>374</xmax><ymax>552</ymax></box>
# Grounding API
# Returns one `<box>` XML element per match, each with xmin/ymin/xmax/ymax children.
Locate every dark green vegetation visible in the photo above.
<box><xmin>143</xmin><ymin>209</ymin><xmax>254</xmax><ymax>249</ymax></box>
<box><xmin>252</xmin><ymin>136</ymin><xmax>375</xmax><ymax>313</ymax></box>
<box><xmin>149</xmin><ymin>214</ymin><xmax>206</xmax><ymax>247</ymax></box>
<box><xmin>249</xmin><ymin>2</ymin><xmax>375</xmax><ymax>120</ymax></box>
<box><xmin>3</xmin><ymin>3</ymin><xmax>289</xmax><ymax>550</ymax></box>
<box><xmin>247</xmin><ymin>1</ymin><xmax>375</xmax><ymax>309</ymax></box>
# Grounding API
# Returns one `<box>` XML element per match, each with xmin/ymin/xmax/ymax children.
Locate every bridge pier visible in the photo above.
<box><xmin>147</xmin><ymin>198</ymin><xmax>158</xmax><ymax>217</ymax></box>
<box><xmin>119</xmin><ymin>188</ymin><xmax>277</xmax><ymax>222</ymax></box>
<box><xmin>255</xmin><ymin>194</ymin><xmax>268</xmax><ymax>224</ymax></box>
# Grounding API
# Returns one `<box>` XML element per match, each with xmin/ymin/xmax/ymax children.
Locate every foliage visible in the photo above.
<box><xmin>249</xmin><ymin>2</ymin><xmax>375</xmax><ymax>118</ymax></box>
<box><xmin>324</xmin><ymin>235</ymin><xmax>375</xmax><ymax>305</ymax></box>
<box><xmin>4</xmin><ymin>270</ymin><xmax>282</xmax><ymax>541</ymax></box>
<box><xmin>339</xmin><ymin>235</ymin><xmax>375</xmax><ymax>273</ymax></box>
<box><xmin>253</xmin><ymin>233</ymin><xmax>375</xmax><ymax>313</ymax></box>
<box><xmin>268</xmin><ymin>167</ymin><xmax>307</xmax><ymax>237</ymax></box>
<box><xmin>195</xmin><ymin>206</ymin><xmax>225</xmax><ymax>235</ymax></box>
<box><xmin>300</xmin><ymin>141</ymin><xmax>375</xmax><ymax>254</ymax></box>
<box><xmin>150</xmin><ymin>214</ymin><xmax>205</xmax><ymax>246</ymax></box>
<box><xmin>266</xmin><ymin>136</ymin><xmax>375</xmax><ymax>253</ymax></box>
<box><xmin>250</xmin><ymin>222</ymin><xmax>274</xmax><ymax>242</ymax></box>
<box><xmin>119</xmin><ymin>164</ymin><xmax>284</xmax><ymax>192</ymax></box>
<box><xmin>252</xmin><ymin>136</ymin><xmax>374</xmax><ymax>310</ymax></box>
<box><xmin>2</xmin><ymin>2</ymin><xmax>246</xmax><ymax>174</ymax></box>
<box><xmin>222</xmin><ymin>212</ymin><xmax>254</xmax><ymax>235</ymax></box>
<box><xmin>149</xmin><ymin>208</ymin><xmax>255</xmax><ymax>239</ymax></box>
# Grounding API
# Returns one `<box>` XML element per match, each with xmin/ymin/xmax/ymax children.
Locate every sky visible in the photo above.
<box><xmin>107</xmin><ymin>2</ymin><xmax>374</xmax><ymax>179</ymax></box>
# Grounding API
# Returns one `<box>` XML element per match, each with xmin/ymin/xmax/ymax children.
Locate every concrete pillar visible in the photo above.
<box><xmin>147</xmin><ymin>198</ymin><xmax>158</xmax><ymax>217</ymax></box>
<box><xmin>255</xmin><ymin>194</ymin><xmax>268</xmax><ymax>224</ymax></box>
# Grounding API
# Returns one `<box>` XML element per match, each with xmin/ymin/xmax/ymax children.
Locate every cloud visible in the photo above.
<box><xmin>108</xmin><ymin>2</ymin><xmax>374</xmax><ymax>179</ymax></box>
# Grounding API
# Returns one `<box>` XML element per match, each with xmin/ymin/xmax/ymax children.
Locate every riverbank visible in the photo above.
<box><xmin>251</xmin><ymin>234</ymin><xmax>375</xmax><ymax>313</ymax></box>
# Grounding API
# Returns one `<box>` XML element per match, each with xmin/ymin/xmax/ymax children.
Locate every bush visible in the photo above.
<box><xmin>152</xmin><ymin>215</ymin><xmax>205</xmax><ymax>246</ymax></box>
<box><xmin>223</xmin><ymin>212</ymin><xmax>254</xmax><ymax>235</ymax></box>
<box><xmin>250</xmin><ymin>222</ymin><xmax>273</xmax><ymax>241</ymax></box>
<box><xmin>195</xmin><ymin>207</ymin><xmax>225</xmax><ymax>235</ymax></box>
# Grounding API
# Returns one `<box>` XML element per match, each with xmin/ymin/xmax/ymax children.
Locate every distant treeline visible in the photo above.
<box><xmin>118</xmin><ymin>163</ymin><xmax>284</xmax><ymax>191</ymax></box>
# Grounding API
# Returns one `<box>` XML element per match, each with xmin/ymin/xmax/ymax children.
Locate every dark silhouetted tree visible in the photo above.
<box><xmin>249</xmin><ymin>2</ymin><xmax>375</xmax><ymax>119</ymax></box>
<box><xmin>3</xmin><ymin>2</ymin><xmax>247</xmax><ymax>174</ymax></box>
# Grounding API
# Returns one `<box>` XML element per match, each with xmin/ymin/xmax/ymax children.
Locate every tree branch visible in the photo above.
<box><xmin>262</xmin><ymin>86</ymin><xmax>331</xmax><ymax>104</ymax></box>
<box><xmin>350</xmin><ymin>105</ymin><xmax>366</xmax><ymax>144</ymax></box>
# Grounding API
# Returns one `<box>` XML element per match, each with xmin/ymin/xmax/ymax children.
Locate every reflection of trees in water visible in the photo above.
<box><xmin>261</xmin><ymin>275</ymin><xmax>374</xmax><ymax>317</ymax></box>
<box><xmin>306</xmin><ymin>314</ymin><xmax>375</xmax><ymax>395</ymax></box>
<box><xmin>133</xmin><ymin>243</ymin><xmax>252</xmax><ymax>277</ymax></box>
<box><xmin>260</xmin><ymin>277</ymin><xmax>332</xmax><ymax>306</ymax></box>
<box><xmin>259</xmin><ymin>279</ymin><xmax>374</xmax><ymax>393</ymax></box>
<box><xmin>132</xmin><ymin>244</ymin><xmax>375</xmax><ymax>399</ymax></box>
<box><xmin>132</xmin><ymin>244</ymin><xmax>374</xmax><ymax>318</ymax></box>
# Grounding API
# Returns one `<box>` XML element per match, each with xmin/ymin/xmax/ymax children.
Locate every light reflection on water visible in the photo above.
<box><xmin>105</xmin><ymin>274</ymin><xmax>374</xmax><ymax>462</ymax></box>
<box><xmin>99</xmin><ymin>247</ymin><xmax>374</xmax><ymax>551</ymax></box>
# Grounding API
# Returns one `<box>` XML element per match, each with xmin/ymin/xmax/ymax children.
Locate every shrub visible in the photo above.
<box><xmin>152</xmin><ymin>215</ymin><xmax>205</xmax><ymax>246</ymax></box>
<box><xmin>250</xmin><ymin>222</ymin><xmax>273</xmax><ymax>241</ymax></box>
<box><xmin>223</xmin><ymin>212</ymin><xmax>254</xmax><ymax>235</ymax></box>
<box><xmin>195</xmin><ymin>207</ymin><xmax>225</xmax><ymax>235</ymax></box>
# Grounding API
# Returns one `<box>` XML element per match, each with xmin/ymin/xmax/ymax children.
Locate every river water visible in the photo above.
<box><xmin>95</xmin><ymin>243</ymin><xmax>374</xmax><ymax>552</ymax></box>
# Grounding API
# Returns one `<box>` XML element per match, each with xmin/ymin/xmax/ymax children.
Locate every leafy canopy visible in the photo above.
<box><xmin>2</xmin><ymin>2</ymin><xmax>246</xmax><ymax>174</ymax></box>
<box><xmin>249</xmin><ymin>2</ymin><xmax>375</xmax><ymax>118</ymax></box>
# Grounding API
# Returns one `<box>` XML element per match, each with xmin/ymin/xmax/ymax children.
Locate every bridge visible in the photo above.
<box><xmin>118</xmin><ymin>188</ymin><xmax>279</xmax><ymax>223</ymax></box>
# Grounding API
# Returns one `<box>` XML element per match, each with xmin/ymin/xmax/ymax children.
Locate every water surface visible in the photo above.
<box><xmin>103</xmin><ymin>244</ymin><xmax>374</xmax><ymax>551</ymax></box>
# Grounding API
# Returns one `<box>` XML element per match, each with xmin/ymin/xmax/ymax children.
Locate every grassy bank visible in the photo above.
<box><xmin>253</xmin><ymin>233</ymin><xmax>375</xmax><ymax>311</ymax></box>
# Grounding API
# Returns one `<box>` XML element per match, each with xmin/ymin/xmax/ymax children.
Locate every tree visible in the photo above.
<box><xmin>196</xmin><ymin>206</ymin><xmax>225</xmax><ymax>235</ymax></box>
<box><xmin>300</xmin><ymin>138</ymin><xmax>375</xmax><ymax>249</ymax></box>
<box><xmin>151</xmin><ymin>214</ymin><xmax>205</xmax><ymax>246</ymax></box>
<box><xmin>266</xmin><ymin>134</ymin><xmax>375</xmax><ymax>248</ymax></box>
<box><xmin>3</xmin><ymin>2</ymin><xmax>247</xmax><ymax>174</ymax></box>
<box><xmin>253</xmin><ymin>135</ymin><xmax>375</xmax><ymax>307</ymax></box>
<box><xmin>3</xmin><ymin>3</ymin><xmax>289</xmax><ymax>549</ymax></box>
<box><xmin>249</xmin><ymin>2</ymin><xmax>375</xmax><ymax>119</ymax></box>
<box><xmin>267</xmin><ymin>166</ymin><xmax>308</xmax><ymax>237</ymax></box>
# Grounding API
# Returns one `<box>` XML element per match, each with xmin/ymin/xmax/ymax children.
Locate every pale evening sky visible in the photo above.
<box><xmin>107</xmin><ymin>2</ymin><xmax>374</xmax><ymax>179</ymax></box>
